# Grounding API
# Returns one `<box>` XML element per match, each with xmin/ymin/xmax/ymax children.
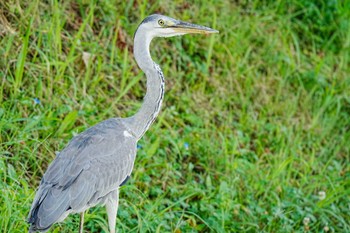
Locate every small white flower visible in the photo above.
<box><xmin>318</xmin><ymin>191</ymin><xmax>326</xmax><ymax>200</ymax></box>
<box><xmin>324</xmin><ymin>226</ymin><xmax>329</xmax><ymax>232</ymax></box>
<box><xmin>303</xmin><ymin>217</ymin><xmax>310</xmax><ymax>226</ymax></box>
<box><xmin>82</xmin><ymin>51</ymin><xmax>93</xmax><ymax>67</ymax></box>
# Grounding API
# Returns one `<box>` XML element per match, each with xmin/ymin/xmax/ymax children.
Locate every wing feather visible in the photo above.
<box><xmin>28</xmin><ymin>118</ymin><xmax>137</xmax><ymax>231</ymax></box>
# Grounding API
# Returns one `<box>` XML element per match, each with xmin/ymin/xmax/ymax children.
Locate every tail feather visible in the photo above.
<box><xmin>28</xmin><ymin>186</ymin><xmax>70</xmax><ymax>232</ymax></box>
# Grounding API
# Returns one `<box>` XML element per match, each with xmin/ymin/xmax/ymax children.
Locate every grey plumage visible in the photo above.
<box><xmin>28</xmin><ymin>119</ymin><xmax>136</xmax><ymax>232</ymax></box>
<box><xmin>28</xmin><ymin>14</ymin><xmax>218</xmax><ymax>233</ymax></box>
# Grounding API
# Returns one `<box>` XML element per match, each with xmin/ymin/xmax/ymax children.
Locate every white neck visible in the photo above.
<box><xmin>123</xmin><ymin>26</ymin><xmax>165</xmax><ymax>139</ymax></box>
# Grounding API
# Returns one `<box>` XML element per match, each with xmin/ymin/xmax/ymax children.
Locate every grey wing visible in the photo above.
<box><xmin>28</xmin><ymin>118</ymin><xmax>137</xmax><ymax>231</ymax></box>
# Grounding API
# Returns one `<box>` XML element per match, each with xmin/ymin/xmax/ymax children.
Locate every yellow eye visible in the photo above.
<box><xmin>158</xmin><ymin>19</ymin><xmax>165</xmax><ymax>26</ymax></box>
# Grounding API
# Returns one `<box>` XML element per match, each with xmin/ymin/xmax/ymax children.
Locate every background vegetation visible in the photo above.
<box><xmin>1</xmin><ymin>0</ymin><xmax>349</xmax><ymax>232</ymax></box>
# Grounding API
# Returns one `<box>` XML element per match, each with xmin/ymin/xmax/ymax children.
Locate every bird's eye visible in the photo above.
<box><xmin>158</xmin><ymin>19</ymin><xmax>165</xmax><ymax>26</ymax></box>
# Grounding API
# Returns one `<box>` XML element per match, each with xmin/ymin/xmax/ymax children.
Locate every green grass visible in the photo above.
<box><xmin>1</xmin><ymin>0</ymin><xmax>350</xmax><ymax>232</ymax></box>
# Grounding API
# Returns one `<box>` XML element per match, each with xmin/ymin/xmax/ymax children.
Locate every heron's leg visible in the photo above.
<box><xmin>79</xmin><ymin>211</ymin><xmax>85</xmax><ymax>233</ymax></box>
<box><xmin>106</xmin><ymin>190</ymin><xmax>119</xmax><ymax>233</ymax></box>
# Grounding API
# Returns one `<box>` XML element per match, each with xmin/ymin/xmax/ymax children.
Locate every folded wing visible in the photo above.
<box><xmin>28</xmin><ymin>118</ymin><xmax>137</xmax><ymax>232</ymax></box>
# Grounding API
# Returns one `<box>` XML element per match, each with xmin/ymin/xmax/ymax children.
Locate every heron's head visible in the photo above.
<box><xmin>137</xmin><ymin>14</ymin><xmax>219</xmax><ymax>38</ymax></box>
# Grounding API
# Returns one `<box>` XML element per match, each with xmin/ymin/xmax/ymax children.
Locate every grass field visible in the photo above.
<box><xmin>1</xmin><ymin>0</ymin><xmax>349</xmax><ymax>232</ymax></box>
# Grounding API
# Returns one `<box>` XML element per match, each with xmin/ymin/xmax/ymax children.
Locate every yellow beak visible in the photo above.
<box><xmin>170</xmin><ymin>20</ymin><xmax>219</xmax><ymax>34</ymax></box>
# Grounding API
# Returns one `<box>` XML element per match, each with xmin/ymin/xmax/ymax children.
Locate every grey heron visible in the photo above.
<box><xmin>28</xmin><ymin>14</ymin><xmax>218</xmax><ymax>233</ymax></box>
